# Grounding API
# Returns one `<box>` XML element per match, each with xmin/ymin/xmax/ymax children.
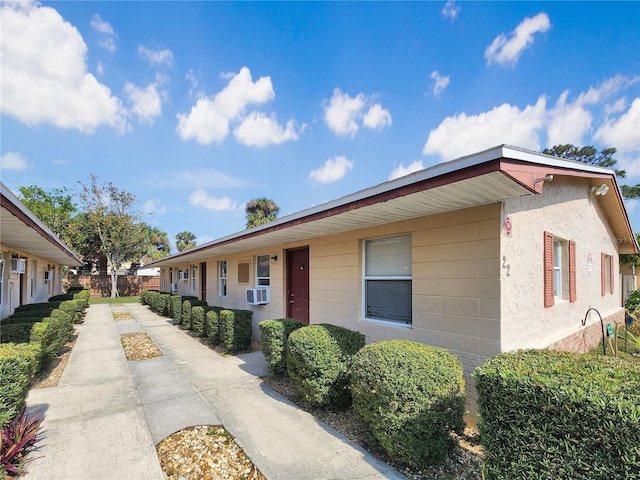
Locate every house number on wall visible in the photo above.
<box><xmin>502</xmin><ymin>256</ymin><xmax>511</xmax><ymax>277</ymax></box>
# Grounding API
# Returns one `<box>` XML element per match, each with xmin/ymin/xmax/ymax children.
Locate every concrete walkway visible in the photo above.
<box><xmin>24</xmin><ymin>303</ymin><xmax>405</xmax><ymax>480</ymax></box>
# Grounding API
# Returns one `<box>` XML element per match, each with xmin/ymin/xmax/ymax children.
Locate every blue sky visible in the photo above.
<box><xmin>1</xmin><ymin>1</ymin><xmax>639</xmax><ymax>251</ymax></box>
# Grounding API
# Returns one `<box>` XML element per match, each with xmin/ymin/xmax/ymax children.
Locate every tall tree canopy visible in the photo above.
<box><xmin>542</xmin><ymin>144</ymin><xmax>639</xmax><ymax>199</ymax></box>
<box><xmin>78</xmin><ymin>175</ymin><xmax>149</xmax><ymax>297</ymax></box>
<box><xmin>19</xmin><ymin>185</ymin><xmax>76</xmax><ymax>243</ymax></box>
<box><xmin>175</xmin><ymin>231</ymin><xmax>197</xmax><ymax>252</ymax></box>
<box><xmin>245</xmin><ymin>197</ymin><xmax>280</xmax><ymax>228</ymax></box>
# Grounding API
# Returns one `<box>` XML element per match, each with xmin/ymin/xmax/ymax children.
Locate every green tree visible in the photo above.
<box><xmin>175</xmin><ymin>231</ymin><xmax>197</xmax><ymax>252</ymax></box>
<box><xmin>542</xmin><ymin>144</ymin><xmax>639</xmax><ymax>199</ymax></box>
<box><xmin>19</xmin><ymin>185</ymin><xmax>76</xmax><ymax>242</ymax></box>
<box><xmin>620</xmin><ymin>233</ymin><xmax>640</xmax><ymax>268</ymax></box>
<box><xmin>245</xmin><ymin>197</ymin><xmax>280</xmax><ymax>228</ymax></box>
<box><xmin>78</xmin><ymin>175</ymin><xmax>149</xmax><ymax>297</ymax></box>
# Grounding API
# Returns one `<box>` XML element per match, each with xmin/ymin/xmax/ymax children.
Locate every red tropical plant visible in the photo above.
<box><xmin>1</xmin><ymin>409</ymin><xmax>45</xmax><ymax>476</ymax></box>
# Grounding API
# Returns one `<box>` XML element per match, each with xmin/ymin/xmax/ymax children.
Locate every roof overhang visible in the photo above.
<box><xmin>148</xmin><ymin>144</ymin><xmax>638</xmax><ymax>267</ymax></box>
<box><xmin>0</xmin><ymin>183</ymin><xmax>83</xmax><ymax>266</ymax></box>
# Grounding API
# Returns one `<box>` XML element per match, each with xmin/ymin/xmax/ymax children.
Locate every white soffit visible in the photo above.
<box><xmin>153</xmin><ymin>171</ymin><xmax>531</xmax><ymax>265</ymax></box>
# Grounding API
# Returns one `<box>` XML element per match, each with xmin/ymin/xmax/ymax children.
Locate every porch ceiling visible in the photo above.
<box><xmin>152</xmin><ymin>170</ymin><xmax>531</xmax><ymax>266</ymax></box>
<box><xmin>1</xmin><ymin>188</ymin><xmax>83</xmax><ymax>266</ymax></box>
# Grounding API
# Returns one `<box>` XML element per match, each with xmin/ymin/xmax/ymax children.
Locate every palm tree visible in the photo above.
<box><xmin>175</xmin><ymin>231</ymin><xmax>197</xmax><ymax>252</ymax></box>
<box><xmin>245</xmin><ymin>197</ymin><xmax>280</xmax><ymax>228</ymax></box>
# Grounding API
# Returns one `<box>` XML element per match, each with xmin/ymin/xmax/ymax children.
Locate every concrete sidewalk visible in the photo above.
<box><xmin>25</xmin><ymin>303</ymin><xmax>405</xmax><ymax>480</ymax></box>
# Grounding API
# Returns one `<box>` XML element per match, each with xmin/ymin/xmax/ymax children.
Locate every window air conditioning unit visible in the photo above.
<box><xmin>10</xmin><ymin>258</ymin><xmax>26</xmax><ymax>274</ymax></box>
<box><xmin>44</xmin><ymin>271</ymin><xmax>53</xmax><ymax>281</ymax></box>
<box><xmin>246</xmin><ymin>287</ymin><xmax>269</xmax><ymax>305</ymax></box>
<box><xmin>170</xmin><ymin>283</ymin><xmax>178</xmax><ymax>292</ymax></box>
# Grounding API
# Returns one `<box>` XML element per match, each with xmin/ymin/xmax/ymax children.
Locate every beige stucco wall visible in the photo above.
<box><xmin>0</xmin><ymin>246</ymin><xmax>64</xmax><ymax>320</ymax></box>
<box><xmin>160</xmin><ymin>204</ymin><xmax>502</xmax><ymax>405</ymax></box>
<box><xmin>501</xmin><ymin>176</ymin><xmax>623</xmax><ymax>352</ymax></box>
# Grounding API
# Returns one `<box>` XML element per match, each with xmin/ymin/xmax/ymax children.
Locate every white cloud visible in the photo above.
<box><xmin>423</xmin><ymin>96</ymin><xmax>547</xmax><ymax>159</ymax></box>
<box><xmin>176</xmin><ymin>66</ymin><xmax>275</xmax><ymax>144</ymax></box>
<box><xmin>363</xmin><ymin>103</ymin><xmax>392</xmax><ymax>130</ymax></box>
<box><xmin>323</xmin><ymin>89</ymin><xmax>391</xmax><ymax>136</ymax></box>
<box><xmin>485</xmin><ymin>13</ymin><xmax>551</xmax><ymax>66</ymax></box>
<box><xmin>96</xmin><ymin>62</ymin><xmax>104</xmax><ymax>75</ymax></box>
<box><xmin>1</xmin><ymin>152</ymin><xmax>29</xmax><ymax>171</ymax></box>
<box><xmin>141</xmin><ymin>199</ymin><xmax>166</xmax><ymax>215</ymax></box>
<box><xmin>189</xmin><ymin>189</ymin><xmax>238</xmax><ymax>211</ymax></box>
<box><xmin>546</xmin><ymin>75</ymin><xmax>640</xmax><ymax>148</ymax></box>
<box><xmin>148</xmin><ymin>168</ymin><xmax>250</xmax><ymax>189</ymax></box>
<box><xmin>186</xmin><ymin>69</ymin><xmax>198</xmax><ymax>96</ymax></box>
<box><xmin>546</xmin><ymin>90</ymin><xmax>593</xmax><ymax>147</ymax></box>
<box><xmin>90</xmin><ymin>14</ymin><xmax>117</xmax><ymax>52</ymax></box>
<box><xmin>124</xmin><ymin>82</ymin><xmax>163</xmax><ymax>123</ymax></box>
<box><xmin>1</xmin><ymin>3</ymin><xmax>128</xmax><ymax>133</ymax></box>
<box><xmin>441</xmin><ymin>1</ymin><xmax>460</xmax><ymax>20</ymax></box>
<box><xmin>90</xmin><ymin>14</ymin><xmax>114</xmax><ymax>34</ymax></box>
<box><xmin>233</xmin><ymin>111</ymin><xmax>301</xmax><ymax>147</ymax></box>
<box><xmin>389</xmin><ymin>161</ymin><xmax>424</xmax><ymax>180</ymax></box>
<box><xmin>138</xmin><ymin>45</ymin><xmax>174</xmax><ymax>66</ymax></box>
<box><xmin>430</xmin><ymin>71</ymin><xmax>450</xmax><ymax>97</ymax></box>
<box><xmin>52</xmin><ymin>158</ymin><xmax>69</xmax><ymax>166</ymax></box>
<box><xmin>594</xmin><ymin>98</ymin><xmax>640</xmax><ymax>177</ymax></box>
<box><xmin>324</xmin><ymin>89</ymin><xmax>366</xmax><ymax>137</ymax></box>
<box><xmin>595</xmin><ymin>98</ymin><xmax>640</xmax><ymax>152</ymax></box>
<box><xmin>309</xmin><ymin>156</ymin><xmax>354</xmax><ymax>183</ymax></box>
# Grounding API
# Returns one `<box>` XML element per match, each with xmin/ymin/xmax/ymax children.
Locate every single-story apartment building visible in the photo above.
<box><xmin>147</xmin><ymin>145</ymin><xmax>638</xmax><ymax>409</ymax></box>
<box><xmin>0</xmin><ymin>182</ymin><xmax>83</xmax><ymax>320</ymax></box>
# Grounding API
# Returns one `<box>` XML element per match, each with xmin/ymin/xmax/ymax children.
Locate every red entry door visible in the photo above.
<box><xmin>200</xmin><ymin>262</ymin><xmax>207</xmax><ymax>302</ymax></box>
<box><xmin>287</xmin><ymin>247</ymin><xmax>309</xmax><ymax>324</ymax></box>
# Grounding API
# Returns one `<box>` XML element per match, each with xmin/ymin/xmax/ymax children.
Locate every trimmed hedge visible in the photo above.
<box><xmin>0</xmin><ymin>342</ymin><xmax>42</xmax><ymax>428</ymax></box>
<box><xmin>205</xmin><ymin>309</ymin><xmax>220</xmax><ymax>345</ymax></box>
<box><xmin>474</xmin><ymin>349</ymin><xmax>640</xmax><ymax>479</ymax></box>
<box><xmin>287</xmin><ymin>324</ymin><xmax>365</xmax><ymax>408</ymax></box>
<box><xmin>259</xmin><ymin>318</ymin><xmax>306</xmax><ymax>376</ymax></box>
<box><xmin>191</xmin><ymin>306</ymin><xmax>205</xmax><ymax>336</ymax></box>
<box><xmin>219</xmin><ymin>309</ymin><xmax>253</xmax><ymax>351</ymax></box>
<box><xmin>350</xmin><ymin>340</ymin><xmax>465</xmax><ymax>467</ymax></box>
<box><xmin>181</xmin><ymin>300</ymin><xmax>192</xmax><ymax>330</ymax></box>
<box><xmin>169</xmin><ymin>295</ymin><xmax>182</xmax><ymax>322</ymax></box>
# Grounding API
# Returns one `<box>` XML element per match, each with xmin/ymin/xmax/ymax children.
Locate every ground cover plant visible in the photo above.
<box><xmin>0</xmin><ymin>408</ymin><xmax>45</xmax><ymax>478</ymax></box>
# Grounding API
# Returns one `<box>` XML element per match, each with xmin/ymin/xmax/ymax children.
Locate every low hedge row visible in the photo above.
<box><xmin>140</xmin><ymin>290</ymin><xmax>253</xmax><ymax>353</ymax></box>
<box><xmin>0</xmin><ymin>343</ymin><xmax>42</xmax><ymax>428</ymax></box>
<box><xmin>0</xmin><ymin>288</ymin><xmax>89</xmax><ymax>429</ymax></box>
<box><xmin>474</xmin><ymin>349</ymin><xmax>640</xmax><ymax>479</ymax></box>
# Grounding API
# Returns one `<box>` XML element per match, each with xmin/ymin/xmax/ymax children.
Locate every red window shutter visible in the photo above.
<box><xmin>610</xmin><ymin>255</ymin><xmax>615</xmax><ymax>295</ymax></box>
<box><xmin>569</xmin><ymin>240</ymin><xmax>576</xmax><ymax>302</ymax></box>
<box><xmin>544</xmin><ymin>232</ymin><xmax>554</xmax><ymax>307</ymax></box>
<box><xmin>601</xmin><ymin>252</ymin><xmax>606</xmax><ymax>296</ymax></box>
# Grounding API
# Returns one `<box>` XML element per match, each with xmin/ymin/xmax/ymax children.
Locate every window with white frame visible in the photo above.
<box><xmin>256</xmin><ymin>255</ymin><xmax>270</xmax><ymax>286</ymax></box>
<box><xmin>553</xmin><ymin>240</ymin><xmax>563</xmax><ymax>299</ymax></box>
<box><xmin>30</xmin><ymin>260</ymin><xmax>36</xmax><ymax>298</ymax></box>
<box><xmin>219</xmin><ymin>261</ymin><xmax>227</xmax><ymax>297</ymax></box>
<box><xmin>364</xmin><ymin>235</ymin><xmax>412</xmax><ymax>325</ymax></box>
<box><xmin>191</xmin><ymin>265</ymin><xmax>197</xmax><ymax>292</ymax></box>
<box><xmin>544</xmin><ymin>232</ymin><xmax>576</xmax><ymax>307</ymax></box>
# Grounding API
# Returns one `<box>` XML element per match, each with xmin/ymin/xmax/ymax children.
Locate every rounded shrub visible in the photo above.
<box><xmin>259</xmin><ymin>318</ymin><xmax>306</xmax><ymax>376</ymax></box>
<box><xmin>287</xmin><ymin>324</ymin><xmax>365</xmax><ymax>408</ymax></box>
<box><xmin>350</xmin><ymin>340</ymin><xmax>465</xmax><ymax>468</ymax></box>
<box><xmin>205</xmin><ymin>309</ymin><xmax>220</xmax><ymax>345</ymax></box>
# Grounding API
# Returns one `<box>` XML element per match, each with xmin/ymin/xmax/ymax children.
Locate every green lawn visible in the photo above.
<box><xmin>89</xmin><ymin>296</ymin><xmax>141</xmax><ymax>305</ymax></box>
